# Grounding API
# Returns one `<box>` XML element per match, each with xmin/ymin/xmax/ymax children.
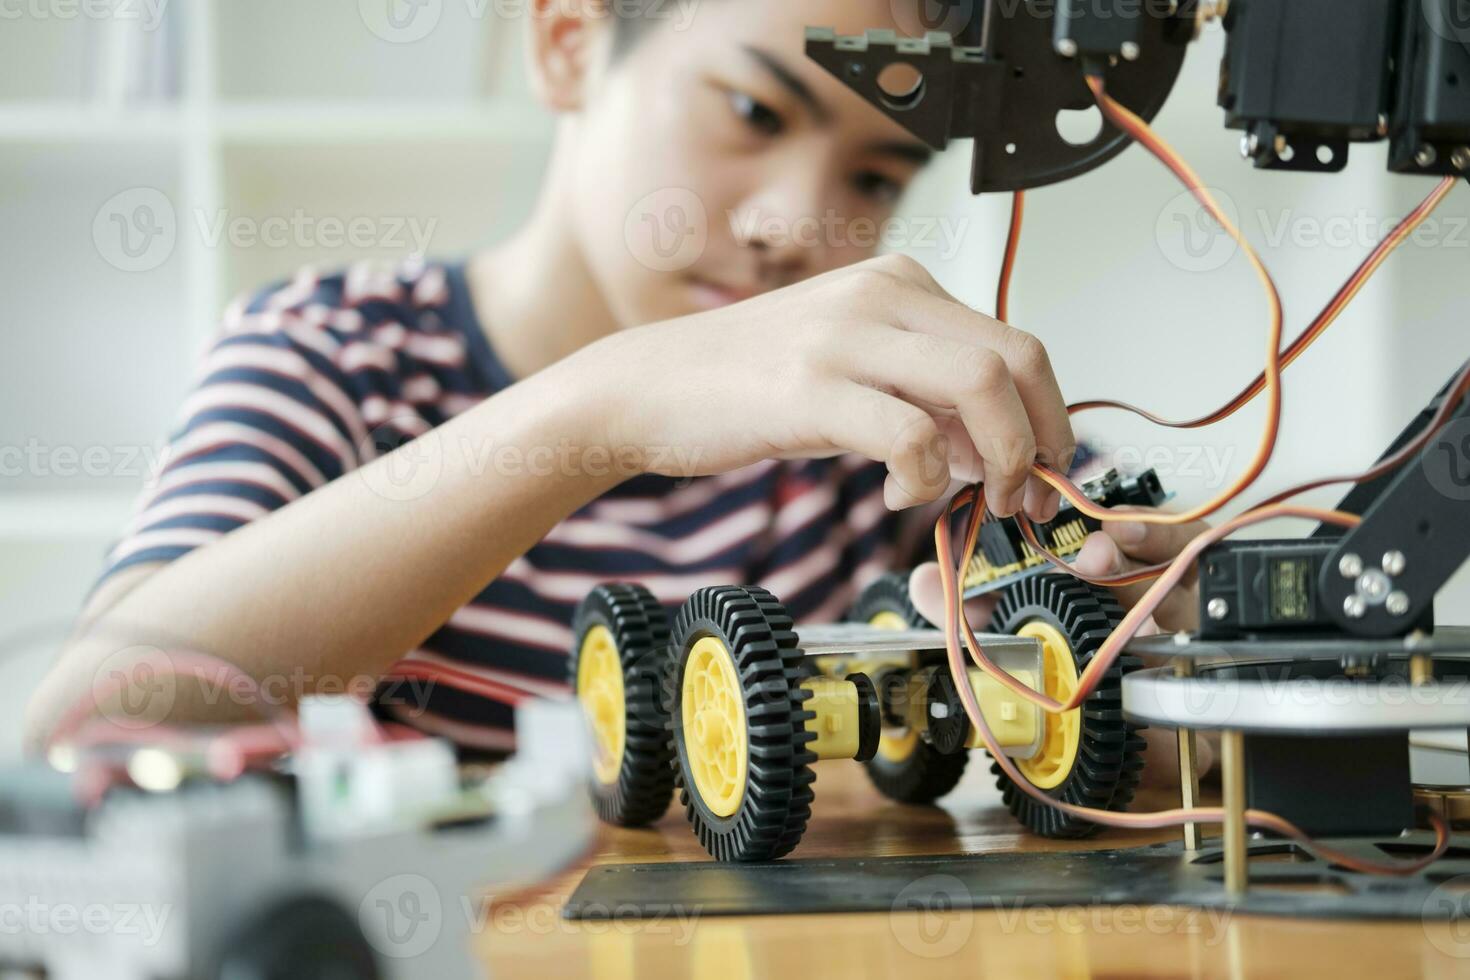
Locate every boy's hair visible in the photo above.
<box><xmin>609</xmin><ymin>0</ymin><xmax>681</xmax><ymax>59</ymax></box>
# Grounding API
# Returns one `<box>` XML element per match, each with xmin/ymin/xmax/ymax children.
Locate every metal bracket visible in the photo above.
<box><xmin>805</xmin><ymin>3</ymin><xmax>1194</xmax><ymax>194</ymax></box>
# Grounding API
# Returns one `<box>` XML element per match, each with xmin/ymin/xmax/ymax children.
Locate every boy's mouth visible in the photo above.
<box><xmin>686</xmin><ymin>275</ymin><xmax>762</xmax><ymax>311</ymax></box>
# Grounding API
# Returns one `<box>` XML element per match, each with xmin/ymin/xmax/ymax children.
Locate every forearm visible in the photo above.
<box><xmin>25</xmin><ymin>367</ymin><xmax>621</xmax><ymax>748</ymax></box>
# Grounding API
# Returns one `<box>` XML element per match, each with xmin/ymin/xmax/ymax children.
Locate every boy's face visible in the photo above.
<box><xmin>563</xmin><ymin>0</ymin><xmax>934</xmax><ymax>328</ymax></box>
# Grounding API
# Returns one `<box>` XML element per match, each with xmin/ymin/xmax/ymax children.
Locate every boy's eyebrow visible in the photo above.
<box><xmin>741</xmin><ymin>45</ymin><xmax>933</xmax><ymax>165</ymax></box>
<box><xmin>742</xmin><ymin>45</ymin><xmax>833</xmax><ymax>124</ymax></box>
<box><xmin>868</xmin><ymin>140</ymin><xmax>934</xmax><ymax>166</ymax></box>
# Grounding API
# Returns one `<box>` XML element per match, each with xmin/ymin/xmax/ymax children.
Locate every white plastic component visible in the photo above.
<box><xmin>295</xmin><ymin>696</ymin><xmax>459</xmax><ymax>840</ymax></box>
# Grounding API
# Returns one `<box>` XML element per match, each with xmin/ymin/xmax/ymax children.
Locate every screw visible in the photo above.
<box><xmin>1386</xmin><ymin>591</ymin><xmax>1410</xmax><ymax>616</ymax></box>
<box><xmin>1382</xmin><ymin>550</ymin><xmax>1407</xmax><ymax>577</ymax></box>
<box><xmin>1344</xmin><ymin>595</ymin><xmax>1367</xmax><ymax>619</ymax></box>
<box><xmin>1339</xmin><ymin>553</ymin><xmax>1364</xmax><ymax>579</ymax></box>
<box><xmin>1121</xmin><ymin>41</ymin><xmax>1140</xmax><ymax>61</ymax></box>
<box><xmin>1358</xmin><ymin>569</ymin><xmax>1391</xmax><ymax>602</ymax></box>
<box><xmin>1415</xmin><ymin>143</ymin><xmax>1438</xmax><ymax>168</ymax></box>
<box><xmin>1453</xmin><ymin>147</ymin><xmax>1470</xmax><ymax>171</ymax></box>
<box><xmin>1056</xmin><ymin>38</ymin><xmax>1078</xmax><ymax>58</ymax></box>
<box><xmin>1377</xmin><ymin>114</ymin><xmax>1389</xmax><ymax>137</ymax></box>
<box><xmin>1207</xmin><ymin>598</ymin><xmax>1231</xmax><ymax>621</ymax></box>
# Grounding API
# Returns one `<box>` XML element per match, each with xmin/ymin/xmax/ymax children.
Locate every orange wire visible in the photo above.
<box><xmin>935</xmin><ymin>489</ymin><xmax>1450</xmax><ymax>875</ymax></box>
<box><xmin>927</xmin><ymin>79</ymin><xmax>1459</xmax><ymax>876</ymax></box>
<box><xmin>1070</xmin><ymin>176</ymin><xmax>1459</xmax><ymax>426</ymax></box>
<box><xmin>1015</xmin><ymin>75</ymin><xmax>1285</xmax><ymax>529</ymax></box>
<box><xmin>996</xmin><ymin>190</ymin><xmax>1025</xmax><ymax>323</ymax></box>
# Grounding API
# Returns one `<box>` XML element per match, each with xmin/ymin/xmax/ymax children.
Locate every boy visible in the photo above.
<box><xmin>25</xmin><ymin>0</ymin><xmax>1202</xmax><ymax>751</ymax></box>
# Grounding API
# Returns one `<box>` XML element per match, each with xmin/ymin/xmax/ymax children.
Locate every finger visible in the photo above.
<box><xmin>908</xmin><ymin>562</ymin><xmax>1000</xmax><ymax>631</ymax></box>
<box><xmin>1100</xmin><ymin>509</ymin><xmax>1211</xmax><ymax>587</ymax></box>
<box><xmin>815</xmin><ymin>384</ymin><xmax>950</xmax><ymax>510</ymax></box>
<box><xmin>881</xmin><ymin>288</ymin><xmax>1075</xmax><ymax>520</ymax></box>
<box><xmin>1074</xmin><ymin>532</ymin><xmax>1199</xmax><ymax>632</ymax></box>
<box><xmin>836</xmin><ymin>323</ymin><xmax>1036</xmax><ymax>518</ymax></box>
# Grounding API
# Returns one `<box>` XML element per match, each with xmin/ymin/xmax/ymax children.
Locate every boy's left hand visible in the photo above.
<box><xmin>1069</xmin><ymin>515</ymin><xmax>1209</xmax><ymax>634</ymax></box>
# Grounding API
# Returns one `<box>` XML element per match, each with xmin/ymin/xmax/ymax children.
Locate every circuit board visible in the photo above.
<box><xmin>962</xmin><ymin>468</ymin><xmax>1169</xmax><ymax>600</ymax></box>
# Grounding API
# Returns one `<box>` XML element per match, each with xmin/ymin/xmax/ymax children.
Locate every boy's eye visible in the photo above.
<box><xmin>728</xmin><ymin>90</ymin><xmax>784</xmax><ymax>137</ymax></box>
<box><xmin>853</xmin><ymin>171</ymin><xmax>903</xmax><ymax>205</ymax></box>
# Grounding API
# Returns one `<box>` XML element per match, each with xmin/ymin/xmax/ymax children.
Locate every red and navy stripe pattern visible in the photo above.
<box><xmin>101</xmin><ymin>259</ymin><xmax>901</xmax><ymax>749</ymax></box>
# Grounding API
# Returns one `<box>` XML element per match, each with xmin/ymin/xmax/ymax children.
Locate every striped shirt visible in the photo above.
<box><xmin>101</xmin><ymin>259</ymin><xmax>904</xmax><ymax>751</ymax></box>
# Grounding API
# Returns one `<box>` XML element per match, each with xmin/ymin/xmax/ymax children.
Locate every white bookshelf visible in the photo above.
<box><xmin>0</xmin><ymin>0</ymin><xmax>552</xmax><ymax>642</ymax></box>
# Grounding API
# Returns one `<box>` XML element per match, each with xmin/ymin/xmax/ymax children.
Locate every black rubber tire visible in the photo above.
<box><xmin>850</xmin><ymin>572</ymin><xmax>971</xmax><ymax>805</ymax></box>
<box><xmin>569</xmin><ymin>583</ymin><xmax>676</xmax><ymax>827</ymax></box>
<box><xmin>988</xmin><ymin>574</ymin><xmax>1147</xmax><ymax>839</ymax></box>
<box><xmin>670</xmin><ymin>585</ymin><xmax>817</xmax><ymax>862</ymax></box>
<box><xmin>210</xmin><ymin>894</ymin><xmax>379</xmax><ymax>980</ymax></box>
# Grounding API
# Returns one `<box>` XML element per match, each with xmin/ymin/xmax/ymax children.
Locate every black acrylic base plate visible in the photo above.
<box><xmin>565</xmin><ymin>834</ymin><xmax>1470</xmax><ymax>922</ymax></box>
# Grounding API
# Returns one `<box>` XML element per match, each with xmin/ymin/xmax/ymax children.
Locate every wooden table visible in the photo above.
<box><xmin>476</xmin><ymin>761</ymin><xmax>1470</xmax><ymax>979</ymax></box>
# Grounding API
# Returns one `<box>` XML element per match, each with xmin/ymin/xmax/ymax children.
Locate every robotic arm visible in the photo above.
<box><xmin>807</xmin><ymin>0</ymin><xmax>1470</xmax><ymax>192</ymax></box>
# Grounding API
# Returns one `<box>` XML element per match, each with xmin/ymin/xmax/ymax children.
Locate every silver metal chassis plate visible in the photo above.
<box><xmin>795</xmin><ymin>624</ymin><xmax>1039</xmax><ymax>658</ymax></box>
<box><xmin>1125</xmin><ymin>626</ymin><xmax>1470</xmax><ymax>662</ymax></box>
<box><xmin>1123</xmin><ymin>664</ymin><xmax>1470</xmax><ymax>732</ymax></box>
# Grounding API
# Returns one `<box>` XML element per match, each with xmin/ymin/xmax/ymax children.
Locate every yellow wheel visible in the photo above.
<box><xmin>671</xmin><ymin>586</ymin><xmax>815</xmax><ymax>862</ymax></box>
<box><xmin>577</xmin><ymin>625</ymin><xmax>626</xmax><ymax>786</ymax></box>
<box><xmin>570</xmin><ymin>584</ymin><xmax>675</xmax><ymax>827</ymax></box>
<box><xmin>680</xmin><ymin>636</ymin><xmax>748</xmax><ymax>817</ymax></box>
<box><xmin>990</xmin><ymin>574</ymin><xmax>1146</xmax><ymax>839</ymax></box>
<box><xmin>851</xmin><ymin>573</ymin><xmax>971</xmax><ymax>804</ymax></box>
<box><xmin>1013</xmin><ymin>621</ymin><xmax>1081</xmax><ymax>790</ymax></box>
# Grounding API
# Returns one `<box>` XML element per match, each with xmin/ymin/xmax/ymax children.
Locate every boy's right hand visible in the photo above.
<box><xmin>569</xmin><ymin>254</ymin><xmax>1075</xmax><ymax>521</ymax></box>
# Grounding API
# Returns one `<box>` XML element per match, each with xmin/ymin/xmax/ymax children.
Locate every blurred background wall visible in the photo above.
<box><xmin>1</xmin><ymin>3</ymin><xmax>1466</xmax><ymax>759</ymax></box>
